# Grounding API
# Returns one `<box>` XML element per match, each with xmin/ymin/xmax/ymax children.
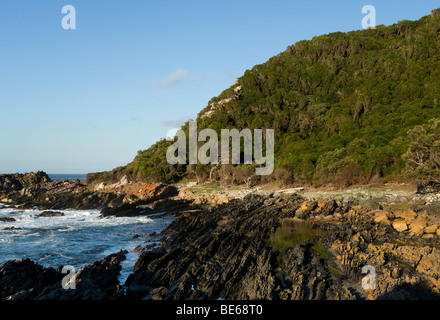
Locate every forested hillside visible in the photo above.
<box><xmin>87</xmin><ymin>9</ymin><xmax>440</xmax><ymax>188</ymax></box>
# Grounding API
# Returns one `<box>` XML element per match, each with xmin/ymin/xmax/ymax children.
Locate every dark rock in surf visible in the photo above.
<box><xmin>37</xmin><ymin>211</ymin><xmax>65</xmax><ymax>217</ymax></box>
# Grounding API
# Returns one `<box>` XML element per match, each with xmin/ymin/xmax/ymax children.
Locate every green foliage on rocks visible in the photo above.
<box><xmin>404</xmin><ymin>118</ymin><xmax>440</xmax><ymax>183</ymax></box>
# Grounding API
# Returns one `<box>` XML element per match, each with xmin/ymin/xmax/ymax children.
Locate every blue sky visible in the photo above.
<box><xmin>0</xmin><ymin>0</ymin><xmax>438</xmax><ymax>174</ymax></box>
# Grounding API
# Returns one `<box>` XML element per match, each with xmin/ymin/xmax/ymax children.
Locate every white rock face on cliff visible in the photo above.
<box><xmin>94</xmin><ymin>176</ymin><xmax>130</xmax><ymax>190</ymax></box>
<box><xmin>200</xmin><ymin>80</ymin><xmax>242</xmax><ymax>119</ymax></box>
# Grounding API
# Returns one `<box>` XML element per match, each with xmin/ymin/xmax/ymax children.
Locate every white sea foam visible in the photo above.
<box><xmin>0</xmin><ymin>207</ymin><xmax>173</xmax><ymax>281</ymax></box>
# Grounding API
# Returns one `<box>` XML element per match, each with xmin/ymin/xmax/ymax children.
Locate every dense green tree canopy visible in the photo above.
<box><xmin>89</xmin><ymin>9</ymin><xmax>440</xmax><ymax>187</ymax></box>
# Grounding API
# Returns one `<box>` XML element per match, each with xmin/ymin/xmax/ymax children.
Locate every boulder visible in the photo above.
<box><xmin>424</xmin><ymin>224</ymin><xmax>438</xmax><ymax>234</ymax></box>
<box><xmin>0</xmin><ymin>217</ymin><xmax>15</xmax><ymax>222</ymax></box>
<box><xmin>409</xmin><ymin>218</ymin><xmax>428</xmax><ymax>236</ymax></box>
<box><xmin>37</xmin><ymin>211</ymin><xmax>64</xmax><ymax>217</ymax></box>
<box><xmin>392</xmin><ymin>220</ymin><xmax>408</xmax><ymax>232</ymax></box>
<box><xmin>422</xmin><ymin>234</ymin><xmax>435</xmax><ymax>240</ymax></box>
<box><xmin>100</xmin><ymin>203</ymin><xmax>147</xmax><ymax>217</ymax></box>
<box><xmin>178</xmin><ymin>189</ymin><xmax>195</xmax><ymax>199</ymax></box>
<box><xmin>394</xmin><ymin>209</ymin><xmax>417</xmax><ymax>221</ymax></box>
<box><xmin>374</xmin><ymin>211</ymin><xmax>393</xmax><ymax>226</ymax></box>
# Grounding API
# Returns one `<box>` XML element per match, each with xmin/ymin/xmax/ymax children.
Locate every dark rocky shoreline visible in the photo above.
<box><xmin>1</xmin><ymin>173</ymin><xmax>440</xmax><ymax>300</ymax></box>
<box><xmin>0</xmin><ymin>171</ymin><xmax>178</xmax><ymax>211</ymax></box>
<box><xmin>123</xmin><ymin>194</ymin><xmax>440</xmax><ymax>300</ymax></box>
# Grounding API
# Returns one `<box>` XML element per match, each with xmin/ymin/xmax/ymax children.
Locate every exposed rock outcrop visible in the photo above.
<box><xmin>0</xmin><ymin>171</ymin><xmax>51</xmax><ymax>193</ymax></box>
<box><xmin>1</xmin><ymin>187</ymin><xmax>439</xmax><ymax>300</ymax></box>
<box><xmin>417</xmin><ymin>181</ymin><xmax>440</xmax><ymax>194</ymax></box>
<box><xmin>124</xmin><ymin>194</ymin><xmax>440</xmax><ymax>300</ymax></box>
<box><xmin>0</xmin><ymin>251</ymin><xmax>127</xmax><ymax>300</ymax></box>
<box><xmin>0</xmin><ymin>172</ymin><xmax>178</xmax><ymax>212</ymax></box>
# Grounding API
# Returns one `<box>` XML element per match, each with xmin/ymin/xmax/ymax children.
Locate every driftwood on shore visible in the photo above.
<box><xmin>276</xmin><ymin>187</ymin><xmax>305</xmax><ymax>194</ymax></box>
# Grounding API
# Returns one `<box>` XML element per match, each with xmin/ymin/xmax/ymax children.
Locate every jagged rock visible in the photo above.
<box><xmin>392</xmin><ymin>220</ymin><xmax>408</xmax><ymax>232</ymax></box>
<box><xmin>409</xmin><ymin>218</ymin><xmax>428</xmax><ymax>236</ymax></box>
<box><xmin>0</xmin><ymin>251</ymin><xmax>127</xmax><ymax>300</ymax></box>
<box><xmin>2</xmin><ymin>189</ymin><xmax>440</xmax><ymax>301</ymax></box>
<box><xmin>0</xmin><ymin>171</ymin><xmax>51</xmax><ymax>193</ymax></box>
<box><xmin>124</xmin><ymin>194</ymin><xmax>371</xmax><ymax>300</ymax></box>
<box><xmin>295</xmin><ymin>200</ymin><xmax>317</xmax><ymax>219</ymax></box>
<box><xmin>99</xmin><ymin>183</ymin><xmax>178</xmax><ymax>202</ymax></box>
<box><xmin>0</xmin><ymin>172</ymin><xmax>179</xmax><ymax>212</ymax></box>
<box><xmin>374</xmin><ymin>211</ymin><xmax>393</xmax><ymax>226</ymax></box>
<box><xmin>417</xmin><ymin>181</ymin><xmax>440</xmax><ymax>194</ymax></box>
<box><xmin>0</xmin><ymin>217</ymin><xmax>15</xmax><ymax>222</ymax></box>
<box><xmin>150</xmin><ymin>286</ymin><xmax>168</xmax><ymax>300</ymax></box>
<box><xmin>314</xmin><ymin>200</ymin><xmax>337</xmax><ymax>216</ymax></box>
<box><xmin>0</xmin><ymin>258</ymin><xmax>61</xmax><ymax>300</ymax></box>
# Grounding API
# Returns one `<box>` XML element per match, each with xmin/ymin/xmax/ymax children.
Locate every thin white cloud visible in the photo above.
<box><xmin>153</xmin><ymin>69</ymin><xmax>192</xmax><ymax>87</ymax></box>
<box><xmin>152</xmin><ymin>69</ymin><xmax>213</xmax><ymax>87</ymax></box>
<box><xmin>161</xmin><ymin>117</ymin><xmax>189</xmax><ymax>127</ymax></box>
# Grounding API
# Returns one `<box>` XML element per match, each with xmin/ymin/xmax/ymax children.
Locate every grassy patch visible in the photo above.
<box><xmin>312</xmin><ymin>241</ymin><xmax>333</xmax><ymax>259</ymax></box>
<box><xmin>382</xmin><ymin>202</ymin><xmax>413</xmax><ymax>212</ymax></box>
<box><xmin>192</xmin><ymin>182</ymin><xmax>223</xmax><ymax>196</ymax></box>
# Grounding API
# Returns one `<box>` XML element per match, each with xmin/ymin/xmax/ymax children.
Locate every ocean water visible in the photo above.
<box><xmin>0</xmin><ymin>203</ymin><xmax>173</xmax><ymax>284</ymax></box>
<box><xmin>48</xmin><ymin>174</ymin><xmax>87</xmax><ymax>181</ymax></box>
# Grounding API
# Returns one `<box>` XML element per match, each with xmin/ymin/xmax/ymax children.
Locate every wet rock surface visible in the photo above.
<box><xmin>0</xmin><ymin>251</ymin><xmax>127</xmax><ymax>300</ymax></box>
<box><xmin>37</xmin><ymin>211</ymin><xmax>65</xmax><ymax>217</ymax></box>
<box><xmin>0</xmin><ymin>217</ymin><xmax>16</xmax><ymax>222</ymax></box>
